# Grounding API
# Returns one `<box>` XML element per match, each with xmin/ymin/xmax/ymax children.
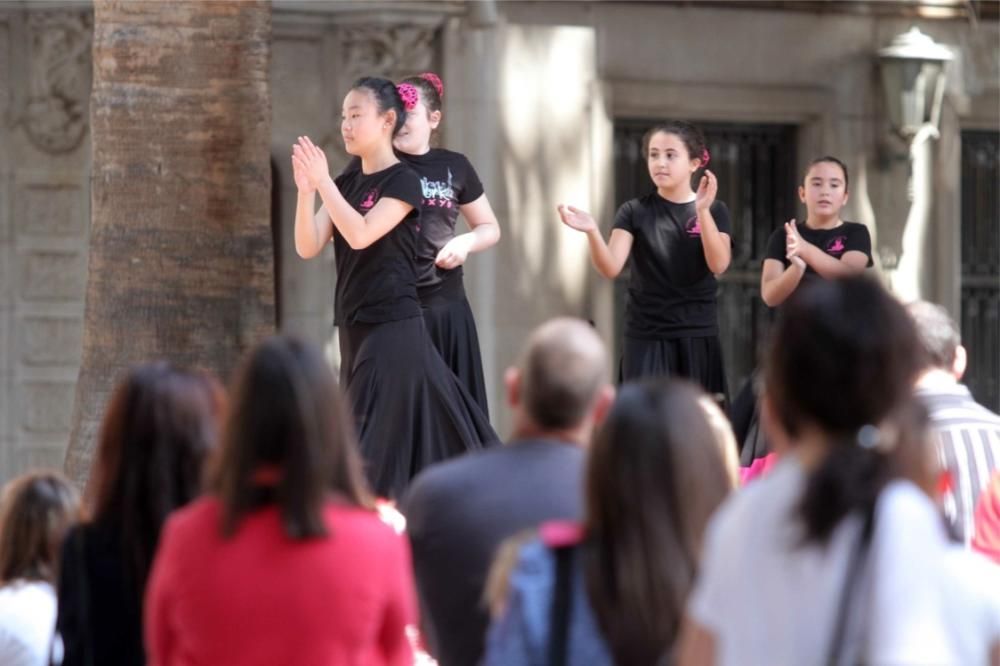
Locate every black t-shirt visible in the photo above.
<box><xmin>764</xmin><ymin>220</ymin><xmax>873</xmax><ymax>290</ymax></box>
<box><xmin>332</xmin><ymin>162</ymin><xmax>424</xmax><ymax>325</ymax></box>
<box><xmin>613</xmin><ymin>193</ymin><xmax>732</xmax><ymax>339</ymax></box>
<box><xmin>398</xmin><ymin>149</ymin><xmax>484</xmax><ymax>293</ymax></box>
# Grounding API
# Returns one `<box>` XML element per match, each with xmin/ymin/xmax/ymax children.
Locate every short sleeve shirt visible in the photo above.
<box><xmin>764</xmin><ymin>221</ymin><xmax>873</xmax><ymax>291</ymax></box>
<box><xmin>613</xmin><ymin>194</ymin><xmax>732</xmax><ymax>339</ymax></box>
<box><xmin>399</xmin><ymin>149</ymin><xmax>484</xmax><ymax>293</ymax></box>
<box><xmin>332</xmin><ymin>162</ymin><xmax>423</xmax><ymax>325</ymax></box>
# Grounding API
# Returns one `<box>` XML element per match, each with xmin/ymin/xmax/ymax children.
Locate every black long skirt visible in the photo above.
<box><xmin>620</xmin><ymin>334</ymin><xmax>728</xmax><ymax>406</ymax></box>
<box><xmin>730</xmin><ymin>373</ymin><xmax>771</xmax><ymax>466</ymax></box>
<box><xmin>339</xmin><ymin>315</ymin><xmax>498</xmax><ymax>499</ymax></box>
<box><xmin>420</xmin><ymin>278</ymin><xmax>490</xmax><ymax>419</ymax></box>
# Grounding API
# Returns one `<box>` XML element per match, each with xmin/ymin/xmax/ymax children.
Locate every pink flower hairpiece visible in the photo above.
<box><xmin>701</xmin><ymin>148</ymin><xmax>711</xmax><ymax>169</ymax></box>
<box><xmin>397</xmin><ymin>83</ymin><xmax>419</xmax><ymax>111</ymax></box>
<box><xmin>419</xmin><ymin>72</ymin><xmax>444</xmax><ymax>98</ymax></box>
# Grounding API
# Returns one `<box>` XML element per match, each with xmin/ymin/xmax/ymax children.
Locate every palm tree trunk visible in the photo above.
<box><xmin>65</xmin><ymin>0</ymin><xmax>274</xmax><ymax>485</ymax></box>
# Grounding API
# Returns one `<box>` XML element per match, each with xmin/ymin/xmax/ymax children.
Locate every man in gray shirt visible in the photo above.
<box><xmin>402</xmin><ymin>317</ymin><xmax>613</xmax><ymax>666</ymax></box>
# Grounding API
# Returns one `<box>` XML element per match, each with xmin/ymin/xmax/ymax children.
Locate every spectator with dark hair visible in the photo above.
<box><xmin>401</xmin><ymin>317</ymin><xmax>614</xmax><ymax>666</ymax></box>
<box><xmin>57</xmin><ymin>364</ymin><xmax>223</xmax><ymax>666</ymax></box>
<box><xmin>908</xmin><ymin>299</ymin><xmax>1000</xmax><ymax>546</ymax></box>
<box><xmin>677</xmin><ymin>276</ymin><xmax>1000</xmax><ymax>666</ymax></box>
<box><xmin>145</xmin><ymin>336</ymin><xmax>417</xmax><ymax>666</ymax></box>
<box><xmin>484</xmin><ymin>380</ymin><xmax>737</xmax><ymax>665</ymax></box>
<box><xmin>0</xmin><ymin>472</ymin><xmax>80</xmax><ymax>666</ymax></box>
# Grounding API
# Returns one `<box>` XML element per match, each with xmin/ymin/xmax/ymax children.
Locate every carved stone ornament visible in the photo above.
<box><xmin>9</xmin><ymin>11</ymin><xmax>93</xmax><ymax>154</ymax></box>
<box><xmin>339</xmin><ymin>24</ymin><xmax>436</xmax><ymax>85</ymax></box>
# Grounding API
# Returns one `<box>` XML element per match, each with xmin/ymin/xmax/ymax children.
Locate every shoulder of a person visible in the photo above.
<box><xmin>876</xmin><ymin>480</ymin><xmax>943</xmax><ymax>529</ymax></box>
<box><xmin>710</xmin><ymin>199</ymin><xmax>730</xmax><ymax>214</ymax></box>
<box><xmin>161</xmin><ymin>496</ymin><xmax>221</xmax><ymax>538</ymax></box>
<box><xmin>324</xmin><ymin>502</ymin><xmax>399</xmax><ymax>541</ymax></box>
<box><xmin>707</xmin><ymin>457</ymin><xmax>803</xmax><ymax>542</ymax></box>
<box><xmin>403</xmin><ymin>449</ymin><xmax>494</xmax><ymax>508</ymax></box>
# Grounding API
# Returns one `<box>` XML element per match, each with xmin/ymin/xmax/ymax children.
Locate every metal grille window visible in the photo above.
<box><xmin>960</xmin><ymin>130</ymin><xmax>1000</xmax><ymax>411</ymax></box>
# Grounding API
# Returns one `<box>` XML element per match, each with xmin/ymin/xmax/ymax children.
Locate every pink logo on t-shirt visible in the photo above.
<box><xmin>826</xmin><ymin>236</ymin><xmax>847</xmax><ymax>256</ymax></box>
<box><xmin>685</xmin><ymin>216</ymin><xmax>701</xmax><ymax>236</ymax></box>
<box><xmin>360</xmin><ymin>189</ymin><xmax>378</xmax><ymax>211</ymax></box>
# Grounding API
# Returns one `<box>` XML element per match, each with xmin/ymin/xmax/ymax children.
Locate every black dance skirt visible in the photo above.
<box><xmin>620</xmin><ymin>334</ymin><xmax>728</xmax><ymax>406</ymax></box>
<box><xmin>339</xmin><ymin>315</ymin><xmax>498</xmax><ymax>499</ymax></box>
<box><xmin>419</xmin><ymin>278</ymin><xmax>489</xmax><ymax>419</ymax></box>
<box><xmin>730</xmin><ymin>372</ymin><xmax>771</xmax><ymax>466</ymax></box>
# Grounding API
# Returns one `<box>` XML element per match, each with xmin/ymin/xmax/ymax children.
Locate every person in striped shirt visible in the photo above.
<box><xmin>909</xmin><ymin>300</ymin><xmax>1000</xmax><ymax>546</ymax></box>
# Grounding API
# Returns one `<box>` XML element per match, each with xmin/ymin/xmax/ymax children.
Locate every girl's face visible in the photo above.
<box><xmin>647</xmin><ymin>131</ymin><xmax>701</xmax><ymax>191</ymax></box>
<box><xmin>799</xmin><ymin>161</ymin><xmax>849</xmax><ymax>219</ymax></box>
<box><xmin>341</xmin><ymin>88</ymin><xmax>394</xmax><ymax>157</ymax></box>
<box><xmin>394</xmin><ymin>95</ymin><xmax>440</xmax><ymax>155</ymax></box>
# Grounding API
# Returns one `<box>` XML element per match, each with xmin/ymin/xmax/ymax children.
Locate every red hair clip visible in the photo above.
<box><xmin>397</xmin><ymin>83</ymin><xmax>419</xmax><ymax>111</ymax></box>
<box><xmin>419</xmin><ymin>72</ymin><xmax>444</xmax><ymax>98</ymax></box>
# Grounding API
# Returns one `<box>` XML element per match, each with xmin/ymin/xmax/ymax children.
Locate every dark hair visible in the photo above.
<box><xmin>764</xmin><ymin>276</ymin><xmax>924</xmax><ymax>544</ymax></box>
<box><xmin>87</xmin><ymin>363</ymin><xmax>222</xmax><ymax>593</ymax></box>
<box><xmin>212</xmin><ymin>336</ymin><xmax>373</xmax><ymax>539</ymax></box>
<box><xmin>907</xmin><ymin>300</ymin><xmax>961</xmax><ymax>370</ymax></box>
<box><xmin>805</xmin><ymin>155</ymin><xmax>850</xmax><ymax>192</ymax></box>
<box><xmin>0</xmin><ymin>471</ymin><xmax>80</xmax><ymax>585</ymax></box>
<box><xmin>641</xmin><ymin>120</ymin><xmax>708</xmax><ymax>165</ymax></box>
<box><xmin>399</xmin><ymin>73</ymin><xmax>442</xmax><ymax>114</ymax></box>
<box><xmin>519</xmin><ymin>319</ymin><xmax>607</xmax><ymax>430</ymax></box>
<box><xmin>351</xmin><ymin>76</ymin><xmax>406</xmax><ymax>136</ymax></box>
<box><xmin>583</xmin><ymin>380</ymin><xmax>733</xmax><ymax>664</ymax></box>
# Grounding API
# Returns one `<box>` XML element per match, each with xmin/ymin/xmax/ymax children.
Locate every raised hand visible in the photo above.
<box><xmin>435</xmin><ymin>234</ymin><xmax>473</xmax><ymax>270</ymax></box>
<box><xmin>291</xmin><ymin>147</ymin><xmax>315</xmax><ymax>194</ymax></box>
<box><xmin>695</xmin><ymin>169</ymin><xmax>718</xmax><ymax>213</ymax></box>
<box><xmin>557</xmin><ymin>204</ymin><xmax>597</xmax><ymax>233</ymax></box>
<box><xmin>785</xmin><ymin>220</ymin><xmax>806</xmax><ymax>268</ymax></box>
<box><xmin>292</xmin><ymin>136</ymin><xmax>330</xmax><ymax>189</ymax></box>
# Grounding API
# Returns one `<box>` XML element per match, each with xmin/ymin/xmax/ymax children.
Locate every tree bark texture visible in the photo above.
<box><xmin>65</xmin><ymin>0</ymin><xmax>274</xmax><ymax>485</ymax></box>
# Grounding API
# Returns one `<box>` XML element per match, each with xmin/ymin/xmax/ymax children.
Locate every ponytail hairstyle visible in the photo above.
<box><xmin>351</xmin><ymin>76</ymin><xmax>407</xmax><ymax>136</ymax></box>
<box><xmin>642</xmin><ymin>120</ymin><xmax>711</xmax><ymax>170</ymax></box>
<box><xmin>763</xmin><ymin>275</ymin><xmax>924</xmax><ymax>544</ymax></box>
<box><xmin>399</xmin><ymin>72</ymin><xmax>443</xmax><ymax>114</ymax></box>
<box><xmin>805</xmin><ymin>155</ymin><xmax>850</xmax><ymax>193</ymax></box>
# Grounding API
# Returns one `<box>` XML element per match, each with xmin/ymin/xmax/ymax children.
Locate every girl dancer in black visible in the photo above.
<box><xmin>292</xmin><ymin>77</ymin><xmax>496</xmax><ymax>499</ymax></box>
<box><xmin>558</xmin><ymin>121</ymin><xmax>732</xmax><ymax>401</ymax></box>
<box><xmin>393</xmin><ymin>72</ymin><xmax>500</xmax><ymax>417</ymax></box>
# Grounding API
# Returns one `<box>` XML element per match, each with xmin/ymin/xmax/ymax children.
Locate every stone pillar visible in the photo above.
<box><xmin>1</xmin><ymin>8</ymin><xmax>92</xmax><ymax>483</ymax></box>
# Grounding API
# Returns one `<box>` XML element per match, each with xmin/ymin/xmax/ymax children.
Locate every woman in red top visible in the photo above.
<box><xmin>144</xmin><ymin>336</ymin><xmax>417</xmax><ymax>666</ymax></box>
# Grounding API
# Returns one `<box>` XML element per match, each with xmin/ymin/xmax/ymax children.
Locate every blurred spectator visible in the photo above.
<box><xmin>57</xmin><ymin>364</ymin><xmax>223</xmax><ymax>666</ymax></box>
<box><xmin>402</xmin><ymin>318</ymin><xmax>613</xmax><ymax>666</ymax></box>
<box><xmin>677</xmin><ymin>276</ymin><xmax>1000</xmax><ymax>666</ymax></box>
<box><xmin>145</xmin><ymin>336</ymin><xmax>416</xmax><ymax>665</ymax></box>
<box><xmin>0</xmin><ymin>472</ymin><xmax>80</xmax><ymax>666</ymax></box>
<box><xmin>908</xmin><ymin>300</ymin><xmax>1000</xmax><ymax>545</ymax></box>
<box><xmin>484</xmin><ymin>379</ymin><xmax>736</xmax><ymax>665</ymax></box>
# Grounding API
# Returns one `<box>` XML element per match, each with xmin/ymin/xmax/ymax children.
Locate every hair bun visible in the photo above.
<box><xmin>419</xmin><ymin>72</ymin><xmax>444</xmax><ymax>98</ymax></box>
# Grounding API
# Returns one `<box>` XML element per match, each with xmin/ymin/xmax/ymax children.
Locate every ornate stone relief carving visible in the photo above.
<box><xmin>339</xmin><ymin>24</ymin><xmax>436</xmax><ymax>82</ymax></box>
<box><xmin>9</xmin><ymin>11</ymin><xmax>92</xmax><ymax>154</ymax></box>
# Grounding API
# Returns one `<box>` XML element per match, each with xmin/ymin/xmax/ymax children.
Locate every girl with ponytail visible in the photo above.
<box><xmin>677</xmin><ymin>276</ymin><xmax>1000</xmax><ymax>666</ymax></box>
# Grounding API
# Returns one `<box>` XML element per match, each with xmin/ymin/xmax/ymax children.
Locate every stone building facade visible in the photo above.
<box><xmin>0</xmin><ymin>0</ymin><xmax>997</xmax><ymax>483</ymax></box>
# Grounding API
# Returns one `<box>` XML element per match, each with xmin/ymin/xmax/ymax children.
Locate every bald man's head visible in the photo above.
<box><xmin>517</xmin><ymin>318</ymin><xmax>609</xmax><ymax>430</ymax></box>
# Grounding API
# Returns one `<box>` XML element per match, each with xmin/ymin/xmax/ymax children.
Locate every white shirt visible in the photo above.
<box><xmin>0</xmin><ymin>580</ymin><xmax>57</xmax><ymax>666</ymax></box>
<box><xmin>689</xmin><ymin>456</ymin><xmax>1000</xmax><ymax>666</ymax></box>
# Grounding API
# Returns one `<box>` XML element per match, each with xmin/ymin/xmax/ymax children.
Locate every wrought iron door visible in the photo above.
<box><xmin>960</xmin><ymin>130</ymin><xmax>1000</xmax><ymax>411</ymax></box>
<box><xmin>612</xmin><ymin>120</ymin><xmax>798</xmax><ymax>396</ymax></box>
